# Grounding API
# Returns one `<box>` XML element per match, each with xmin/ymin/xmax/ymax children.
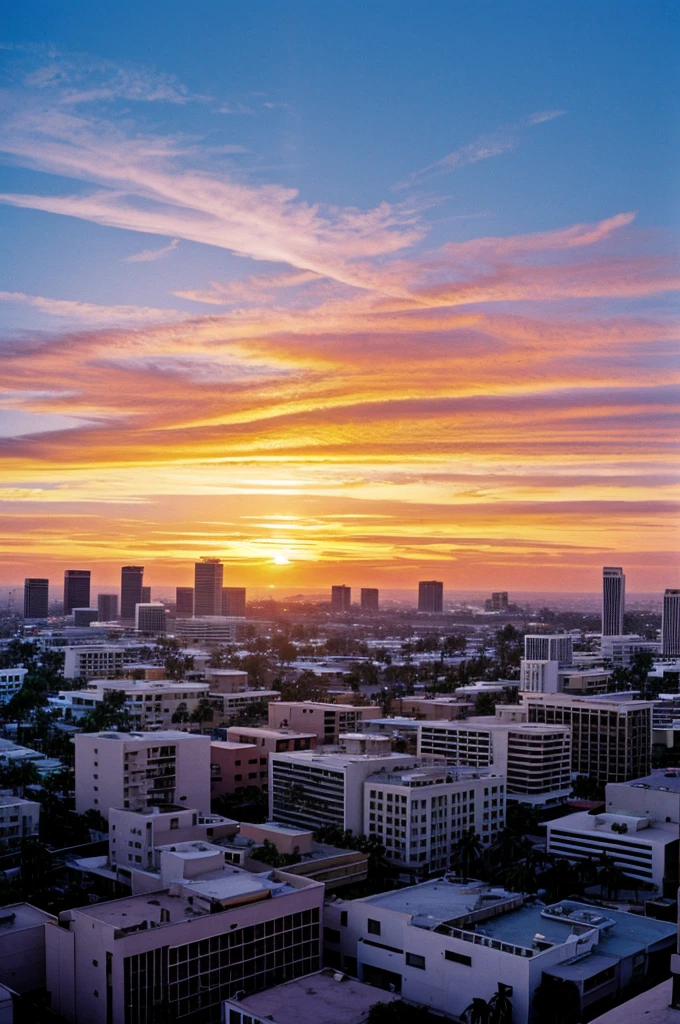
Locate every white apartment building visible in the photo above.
<box><xmin>520</xmin><ymin>660</ymin><xmax>611</xmax><ymax>695</ymax></box>
<box><xmin>324</xmin><ymin>880</ymin><xmax>676</xmax><ymax>1024</ymax></box>
<box><xmin>50</xmin><ymin>678</ymin><xmax>210</xmax><ymax>729</ymax></box>
<box><xmin>45</xmin><ymin>869</ymin><xmax>324</xmax><ymax>1024</ymax></box>
<box><xmin>600</xmin><ymin>634</ymin><xmax>661</xmax><ymax>666</ymax></box>
<box><xmin>268</xmin><ymin>702</ymin><xmax>381</xmax><ymax>743</ymax></box>
<box><xmin>417</xmin><ymin>715</ymin><xmax>572</xmax><ymax>808</ymax></box>
<box><xmin>269</xmin><ymin>749</ymin><xmax>418</xmax><ymax>833</ymax></box>
<box><xmin>0</xmin><ymin>667</ymin><xmax>27</xmax><ymax>704</ymax></box>
<box><xmin>364</xmin><ymin>765</ymin><xmax>505</xmax><ymax>875</ymax></box>
<box><xmin>0</xmin><ymin>794</ymin><xmax>40</xmax><ymax>843</ymax></box>
<box><xmin>75</xmin><ymin>731</ymin><xmax>211</xmax><ymax>818</ymax></box>
<box><xmin>523</xmin><ymin>692</ymin><xmax>654</xmax><ymax>783</ymax></box>
<box><xmin>63</xmin><ymin>646</ymin><xmax>125</xmax><ymax>680</ymax></box>
<box><xmin>546</xmin><ymin>771</ymin><xmax>680</xmax><ymax>893</ymax></box>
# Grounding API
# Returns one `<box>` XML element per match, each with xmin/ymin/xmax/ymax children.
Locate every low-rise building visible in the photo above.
<box><xmin>395</xmin><ymin>697</ymin><xmax>473</xmax><ymax>720</ymax></box>
<box><xmin>209</xmin><ymin>689</ymin><xmax>279</xmax><ymax>724</ymax></box>
<box><xmin>223</xmin><ymin>968</ymin><xmax>394</xmax><ymax>1024</ymax></box>
<box><xmin>50</xmin><ymin>678</ymin><xmax>210</xmax><ymax>730</ymax></box>
<box><xmin>210</xmin><ymin>740</ymin><xmax>267</xmax><ymax>797</ymax></box>
<box><xmin>0</xmin><ymin>795</ymin><xmax>40</xmax><ymax>844</ymax></box>
<box><xmin>0</xmin><ymin>903</ymin><xmax>56</xmax><ymax>995</ymax></box>
<box><xmin>75</xmin><ymin>730</ymin><xmax>211</xmax><ymax>819</ymax></box>
<box><xmin>600</xmin><ymin>634</ymin><xmax>661</xmax><ymax>666</ymax></box>
<box><xmin>324</xmin><ymin>879</ymin><xmax>676</xmax><ymax>1023</ymax></box>
<box><xmin>170</xmin><ymin>616</ymin><xmax>239</xmax><ymax>643</ymax></box>
<box><xmin>0</xmin><ymin>668</ymin><xmax>27</xmax><ymax>705</ymax></box>
<box><xmin>225</xmin><ymin>726</ymin><xmax>317</xmax><ymax>754</ymax></box>
<box><xmin>268</xmin><ymin>702</ymin><xmax>380</xmax><ymax>744</ymax></box>
<box><xmin>204</xmin><ymin>668</ymin><xmax>249</xmax><ymax>692</ymax></box>
<box><xmin>45</xmin><ymin>868</ymin><xmax>324</xmax><ymax>1024</ymax></box>
<box><xmin>63</xmin><ymin>646</ymin><xmax>125</xmax><ymax>680</ymax></box>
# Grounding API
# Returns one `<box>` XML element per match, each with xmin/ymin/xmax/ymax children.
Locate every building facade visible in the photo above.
<box><xmin>602</xmin><ymin>566</ymin><xmax>626</xmax><ymax>636</ymax></box>
<box><xmin>360</xmin><ymin>588</ymin><xmax>379</xmax><ymax>611</ymax></box>
<box><xmin>268</xmin><ymin>702</ymin><xmax>380</xmax><ymax>743</ymax></box>
<box><xmin>194</xmin><ymin>559</ymin><xmax>223</xmax><ymax>617</ymax></box>
<box><xmin>330</xmin><ymin>585</ymin><xmax>351</xmax><ymax>612</ymax></box>
<box><xmin>524</xmin><ymin>634</ymin><xmax>573</xmax><ymax>664</ymax></box>
<box><xmin>63</xmin><ymin>645</ymin><xmax>125</xmax><ymax>680</ymax></box>
<box><xmin>63</xmin><ymin>569</ymin><xmax>91</xmax><ymax>615</ymax></box>
<box><xmin>121</xmin><ymin>566</ymin><xmax>144</xmax><ymax>621</ymax></box>
<box><xmin>135</xmin><ymin>603</ymin><xmax>167</xmax><ymax>634</ymax></box>
<box><xmin>175</xmin><ymin>587</ymin><xmax>194</xmax><ymax>616</ymax></box>
<box><xmin>75</xmin><ymin>730</ymin><xmax>212</xmax><ymax>818</ymax></box>
<box><xmin>662</xmin><ymin>589</ymin><xmax>680</xmax><ymax>658</ymax></box>
<box><xmin>0</xmin><ymin>667</ymin><xmax>28</xmax><ymax>704</ymax></box>
<box><xmin>418</xmin><ymin>580</ymin><xmax>443</xmax><ymax>613</ymax></box>
<box><xmin>23</xmin><ymin>578</ymin><xmax>48</xmax><ymax>618</ymax></box>
<box><xmin>97</xmin><ymin>593</ymin><xmax>118</xmax><ymax>621</ymax></box>
<box><xmin>221</xmin><ymin>587</ymin><xmax>246</xmax><ymax>617</ymax></box>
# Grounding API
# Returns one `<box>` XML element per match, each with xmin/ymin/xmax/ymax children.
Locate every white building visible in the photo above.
<box><xmin>63</xmin><ymin>646</ymin><xmax>125</xmax><ymax>680</ymax></box>
<box><xmin>546</xmin><ymin>770</ymin><xmax>680</xmax><ymax>893</ymax></box>
<box><xmin>210</xmin><ymin>689</ymin><xmax>279</xmax><ymax>723</ymax></box>
<box><xmin>365</xmin><ymin>765</ymin><xmax>505</xmax><ymax>874</ymax></box>
<box><xmin>524</xmin><ymin>634</ymin><xmax>573</xmax><ymax>665</ymax></box>
<box><xmin>50</xmin><ymin>678</ymin><xmax>210</xmax><ymax>730</ymax></box>
<box><xmin>600</xmin><ymin>634</ymin><xmax>660</xmax><ymax>666</ymax></box>
<box><xmin>324</xmin><ymin>879</ymin><xmax>676</xmax><ymax>1024</ymax></box>
<box><xmin>417</xmin><ymin>715</ymin><xmax>572</xmax><ymax>808</ymax></box>
<box><xmin>662</xmin><ymin>589</ymin><xmax>680</xmax><ymax>658</ymax></box>
<box><xmin>171</xmin><ymin>616</ymin><xmax>239</xmax><ymax>643</ymax></box>
<box><xmin>520</xmin><ymin>661</ymin><xmax>611</xmax><ymax>695</ymax></box>
<box><xmin>269</xmin><ymin>746</ymin><xmax>418</xmax><ymax>833</ymax></box>
<box><xmin>0</xmin><ymin>794</ymin><xmax>40</xmax><ymax>843</ymax></box>
<box><xmin>0</xmin><ymin>667</ymin><xmax>27</xmax><ymax>704</ymax></box>
<box><xmin>45</xmin><ymin>868</ymin><xmax>324</xmax><ymax>1024</ymax></box>
<box><xmin>75</xmin><ymin>730</ymin><xmax>211</xmax><ymax>819</ymax></box>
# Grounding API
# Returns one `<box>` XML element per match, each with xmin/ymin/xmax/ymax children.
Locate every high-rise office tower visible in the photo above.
<box><xmin>194</xmin><ymin>559</ymin><xmax>223</xmax><ymax>616</ymax></box>
<box><xmin>418</xmin><ymin>580</ymin><xmax>443</xmax><ymax>613</ymax></box>
<box><xmin>120</xmin><ymin>566</ymin><xmax>144</xmax><ymax>621</ymax></box>
<box><xmin>23</xmin><ymin>578</ymin><xmax>49</xmax><ymax>618</ymax></box>
<box><xmin>141</xmin><ymin>586</ymin><xmax>151</xmax><ymax>603</ymax></box>
<box><xmin>175</xmin><ymin>587</ymin><xmax>194</xmax><ymax>617</ymax></box>
<box><xmin>662</xmin><ymin>589</ymin><xmax>680</xmax><ymax>658</ymax></box>
<box><xmin>222</xmin><ymin>587</ymin><xmax>246</xmax><ymax>617</ymax></box>
<box><xmin>63</xmin><ymin>570</ymin><xmax>91</xmax><ymax>615</ymax></box>
<box><xmin>331</xmin><ymin>585</ymin><xmax>351</xmax><ymax>612</ymax></box>
<box><xmin>602</xmin><ymin>567</ymin><xmax>625</xmax><ymax>636</ymax></box>
<box><xmin>360</xmin><ymin>588</ymin><xmax>379</xmax><ymax>611</ymax></box>
<box><xmin>97</xmin><ymin>593</ymin><xmax>118</xmax><ymax>621</ymax></box>
<box><xmin>491</xmin><ymin>591</ymin><xmax>509</xmax><ymax>612</ymax></box>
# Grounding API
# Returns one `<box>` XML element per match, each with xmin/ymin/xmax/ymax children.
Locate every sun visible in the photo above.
<box><xmin>272</xmin><ymin>552</ymin><xmax>290</xmax><ymax>565</ymax></box>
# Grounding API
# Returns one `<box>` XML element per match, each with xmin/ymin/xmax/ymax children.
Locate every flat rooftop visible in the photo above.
<box><xmin>547</xmin><ymin>809</ymin><xmax>678</xmax><ymax>844</ymax></box>
<box><xmin>0</xmin><ymin>903</ymin><xmax>56</xmax><ymax>931</ymax></box>
<box><xmin>361</xmin><ymin>878</ymin><xmax>516</xmax><ymax>926</ymax></box>
<box><xmin>227</xmin><ymin>969</ymin><xmax>395</xmax><ymax>1024</ymax></box>
<box><xmin>84</xmin><ymin>730</ymin><xmax>208</xmax><ymax>742</ymax></box>
<box><xmin>623</xmin><ymin>770</ymin><xmax>680</xmax><ymax>794</ymax></box>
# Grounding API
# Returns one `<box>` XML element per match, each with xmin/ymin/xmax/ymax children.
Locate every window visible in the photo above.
<box><xmin>406</xmin><ymin>952</ymin><xmax>425</xmax><ymax>969</ymax></box>
<box><xmin>324</xmin><ymin>927</ymin><xmax>341</xmax><ymax>943</ymax></box>
<box><xmin>367</xmin><ymin>919</ymin><xmax>381</xmax><ymax>935</ymax></box>
<box><xmin>445</xmin><ymin>950</ymin><xmax>472</xmax><ymax>966</ymax></box>
<box><xmin>340</xmin><ymin>911</ymin><xmax>348</xmax><ymax>927</ymax></box>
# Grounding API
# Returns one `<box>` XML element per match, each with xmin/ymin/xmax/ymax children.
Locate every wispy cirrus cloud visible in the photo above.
<box><xmin>124</xmin><ymin>238</ymin><xmax>180</xmax><ymax>263</ymax></box>
<box><xmin>0</xmin><ymin>291</ymin><xmax>185</xmax><ymax>325</ymax></box>
<box><xmin>396</xmin><ymin>110</ymin><xmax>565</xmax><ymax>190</ymax></box>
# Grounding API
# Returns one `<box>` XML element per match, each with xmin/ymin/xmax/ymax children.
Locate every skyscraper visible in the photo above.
<box><xmin>194</xmin><ymin>559</ymin><xmax>223</xmax><ymax>616</ymax></box>
<box><xmin>418</xmin><ymin>580</ymin><xmax>443</xmax><ymax>613</ymax></box>
<box><xmin>24</xmin><ymin>578</ymin><xmax>49</xmax><ymax>618</ymax></box>
<box><xmin>97</xmin><ymin>593</ymin><xmax>118</xmax><ymax>621</ymax></box>
<box><xmin>360</xmin><ymin>588</ymin><xmax>379</xmax><ymax>612</ymax></box>
<box><xmin>602</xmin><ymin>566</ymin><xmax>625</xmax><ymax>636</ymax></box>
<box><xmin>662</xmin><ymin>589</ymin><xmax>680</xmax><ymax>658</ymax></box>
<box><xmin>175</xmin><ymin>587</ymin><xmax>194</xmax><ymax>616</ymax></box>
<box><xmin>141</xmin><ymin>586</ymin><xmax>151</xmax><ymax>603</ymax></box>
<box><xmin>331</xmin><ymin>585</ymin><xmax>351</xmax><ymax>612</ymax></box>
<box><xmin>63</xmin><ymin>570</ymin><xmax>91</xmax><ymax>615</ymax></box>
<box><xmin>120</xmin><ymin>566</ymin><xmax>144</xmax><ymax>621</ymax></box>
<box><xmin>222</xmin><ymin>587</ymin><xmax>246</xmax><ymax>617</ymax></box>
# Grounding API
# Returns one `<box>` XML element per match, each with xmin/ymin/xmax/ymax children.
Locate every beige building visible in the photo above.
<box><xmin>268</xmin><ymin>702</ymin><xmax>380</xmax><ymax>743</ymax></box>
<box><xmin>45</xmin><ymin>868</ymin><xmax>324</xmax><ymax>1024</ymax></box>
<box><xmin>50</xmin><ymin>678</ymin><xmax>211</xmax><ymax>730</ymax></box>
<box><xmin>396</xmin><ymin>696</ymin><xmax>473</xmax><ymax>720</ymax></box>
<box><xmin>226</xmin><ymin>726</ymin><xmax>317</xmax><ymax>754</ymax></box>
<box><xmin>75</xmin><ymin>730</ymin><xmax>211</xmax><ymax>819</ymax></box>
<box><xmin>523</xmin><ymin>692</ymin><xmax>653</xmax><ymax>783</ymax></box>
<box><xmin>0</xmin><ymin>795</ymin><xmax>40</xmax><ymax>844</ymax></box>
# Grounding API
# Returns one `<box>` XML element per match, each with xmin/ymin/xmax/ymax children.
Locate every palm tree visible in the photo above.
<box><xmin>189</xmin><ymin>698</ymin><xmax>214</xmax><ymax>733</ymax></box>
<box><xmin>453</xmin><ymin>828</ymin><xmax>483</xmax><ymax>877</ymax></box>
<box><xmin>171</xmin><ymin>702</ymin><xmax>190</xmax><ymax>727</ymax></box>
<box><xmin>462</xmin><ymin>997</ymin><xmax>492</xmax><ymax>1024</ymax></box>
<box><xmin>489</xmin><ymin>983</ymin><xmax>513</xmax><ymax>1024</ymax></box>
<box><xmin>598</xmin><ymin>854</ymin><xmax>625</xmax><ymax>900</ymax></box>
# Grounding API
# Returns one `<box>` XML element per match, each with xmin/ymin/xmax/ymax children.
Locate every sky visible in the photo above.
<box><xmin>0</xmin><ymin>1</ymin><xmax>678</xmax><ymax>595</ymax></box>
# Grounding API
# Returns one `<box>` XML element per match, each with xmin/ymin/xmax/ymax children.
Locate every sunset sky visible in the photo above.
<box><xmin>1</xmin><ymin>2</ymin><xmax>678</xmax><ymax>594</ymax></box>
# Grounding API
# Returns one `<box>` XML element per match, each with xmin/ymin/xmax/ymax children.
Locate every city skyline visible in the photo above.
<box><xmin>1</xmin><ymin>4</ymin><xmax>678</xmax><ymax>593</ymax></box>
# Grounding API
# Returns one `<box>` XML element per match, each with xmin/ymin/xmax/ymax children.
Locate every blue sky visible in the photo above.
<box><xmin>0</xmin><ymin>2</ymin><xmax>678</xmax><ymax>592</ymax></box>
